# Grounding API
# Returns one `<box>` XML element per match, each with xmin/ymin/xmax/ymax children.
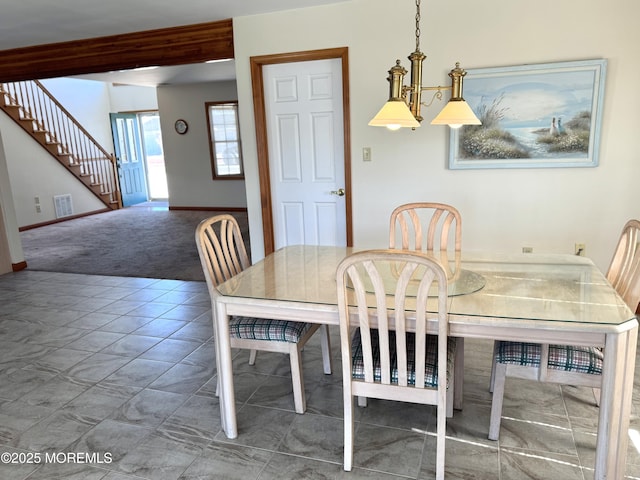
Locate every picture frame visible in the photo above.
<box><xmin>448</xmin><ymin>59</ymin><xmax>607</xmax><ymax>170</ymax></box>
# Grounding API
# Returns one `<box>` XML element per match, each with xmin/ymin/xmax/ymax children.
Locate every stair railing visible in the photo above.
<box><xmin>0</xmin><ymin>80</ymin><xmax>122</xmax><ymax>209</ymax></box>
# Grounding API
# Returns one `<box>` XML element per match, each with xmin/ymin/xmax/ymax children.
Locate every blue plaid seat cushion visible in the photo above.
<box><xmin>351</xmin><ymin>329</ymin><xmax>456</xmax><ymax>388</ymax></box>
<box><xmin>495</xmin><ymin>341</ymin><xmax>603</xmax><ymax>375</ymax></box>
<box><xmin>229</xmin><ymin>316</ymin><xmax>313</xmax><ymax>342</ymax></box>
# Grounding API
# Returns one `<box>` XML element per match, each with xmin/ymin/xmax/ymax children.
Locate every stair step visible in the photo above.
<box><xmin>0</xmin><ymin>81</ymin><xmax>122</xmax><ymax>210</ymax></box>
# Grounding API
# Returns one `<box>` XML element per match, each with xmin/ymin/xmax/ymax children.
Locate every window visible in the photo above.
<box><xmin>206</xmin><ymin>101</ymin><xmax>243</xmax><ymax>179</ymax></box>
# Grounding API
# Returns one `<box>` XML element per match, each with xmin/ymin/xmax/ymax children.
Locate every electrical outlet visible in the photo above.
<box><xmin>522</xmin><ymin>247</ymin><xmax>533</xmax><ymax>253</ymax></box>
<box><xmin>575</xmin><ymin>243</ymin><xmax>586</xmax><ymax>256</ymax></box>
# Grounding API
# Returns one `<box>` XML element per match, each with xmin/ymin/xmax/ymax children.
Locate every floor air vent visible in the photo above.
<box><xmin>53</xmin><ymin>194</ymin><xmax>73</xmax><ymax>218</ymax></box>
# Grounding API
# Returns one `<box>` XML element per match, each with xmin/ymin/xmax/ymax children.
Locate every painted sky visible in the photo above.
<box><xmin>464</xmin><ymin>67</ymin><xmax>598</xmax><ymax>128</ymax></box>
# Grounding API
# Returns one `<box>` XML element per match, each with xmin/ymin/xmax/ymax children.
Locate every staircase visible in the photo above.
<box><xmin>0</xmin><ymin>80</ymin><xmax>122</xmax><ymax>210</ymax></box>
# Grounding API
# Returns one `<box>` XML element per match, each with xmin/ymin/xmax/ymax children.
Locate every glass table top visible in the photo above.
<box><xmin>217</xmin><ymin>245</ymin><xmax>635</xmax><ymax>327</ymax></box>
<box><xmin>347</xmin><ymin>265</ymin><xmax>486</xmax><ymax>297</ymax></box>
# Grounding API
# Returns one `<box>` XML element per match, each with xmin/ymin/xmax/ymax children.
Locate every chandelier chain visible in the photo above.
<box><xmin>415</xmin><ymin>0</ymin><xmax>421</xmax><ymax>51</ymax></box>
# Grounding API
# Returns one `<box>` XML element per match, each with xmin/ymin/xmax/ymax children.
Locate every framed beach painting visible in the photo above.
<box><xmin>448</xmin><ymin>59</ymin><xmax>607</xmax><ymax>169</ymax></box>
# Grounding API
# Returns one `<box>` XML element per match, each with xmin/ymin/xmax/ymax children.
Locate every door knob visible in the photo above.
<box><xmin>330</xmin><ymin>188</ymin><xmax>345</xmax><ymax>197</ymax></box>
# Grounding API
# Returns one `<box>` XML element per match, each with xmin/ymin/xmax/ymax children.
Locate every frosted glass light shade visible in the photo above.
<box><xmin>430</xmin><ymin>99</ymin><xmax>481</xmax><ymax>127</ymax></box>
<box><xmin>369</xmin><ymin>100</ymin><xmax>420</xmax><ymax>130</ymax></box>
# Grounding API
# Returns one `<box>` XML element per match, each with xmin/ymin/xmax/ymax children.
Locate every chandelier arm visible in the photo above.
<box><xmin>421</xmin><ymin>85</ymin><xmax>452</xmax><ymax>92</ymax></box>
<box><xmin>418</xmin><ymin>86</ymin><xmax>451</xmax><ymax>108</ymax></box>
<box><xmin>420</xmin><ymin>89</ymin><xmax>444</xmax><ymax>108</ymax></box>
<box><xmin>401</xmin><ymin>85</ymin><xmax>413</xmax><ymax>100</ymax></box>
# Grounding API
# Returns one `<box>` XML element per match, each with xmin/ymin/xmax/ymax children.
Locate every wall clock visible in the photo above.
<box><xmin>174</xmin><ymin>119</ymin><xmax>188</xmax><ymax>134</ymax></box>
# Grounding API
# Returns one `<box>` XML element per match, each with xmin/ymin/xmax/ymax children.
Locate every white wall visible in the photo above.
<box><xmin>2</xmin><ymin>78</ymin><xmax>118</xmax><ymax>227</ymax></box>
<box><xmin>42</xmin><ymin>78</ymin><xmax>115</xmax><ymax>152</ymax></box>
<box><xmin>108</xmin><ymin>84</ymin><xmax>158</xmax><ymax>112</ymax></box>
<box><xmin>233</xmin><ymin>0</ymin><xmax>640</xmax><ymax>271</ymax></box>
<box><xmin>0</xmin><ymin>129</ymin><xmax>23</xmax><ymax>269</ymax></box>
<box><xmin>0</xmin><ymin>113</ymin><xmax>106</xmax><ymax>226</ymax></box>
<box><xmin>157</xmin><ymin>80</ymin><xmax>247</xmax><ymax>208</ymax></box>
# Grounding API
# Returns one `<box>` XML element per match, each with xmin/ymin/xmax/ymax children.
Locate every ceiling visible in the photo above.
<box><xmin>1</xmin><ymin>0</ymin><xmax>349</xmax><ymax>87</ymax></box>
<box><xmin>72</xmin><ymin>61</ymin><xmax>239</xmax><ymax>87</ymax></box>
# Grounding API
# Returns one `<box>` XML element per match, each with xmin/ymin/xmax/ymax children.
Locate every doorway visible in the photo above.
<box><xmin>250</xmin><ymin>47</ymin><xmax>352</xmax><ymax>255</ymax></box>
<box><xmin>110</xmin><ymin>112</ymin><xmax>168</xmax><ymax>206</ymax></box>
<box><xmin>138</xmin><ymin>112</ymin><xmax>168</xmax><ymax>199</ymax></box>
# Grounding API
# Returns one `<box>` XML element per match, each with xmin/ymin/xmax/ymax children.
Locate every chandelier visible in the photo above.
<box><xmin>368</xmin><ymin>0</ymin><xmax>481</xmax><ymax>130</ymax></box>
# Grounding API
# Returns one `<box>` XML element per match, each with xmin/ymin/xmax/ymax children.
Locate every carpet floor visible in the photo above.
<box><xmin>19</xmin><ymin>202</ymin><xmax>249</xmax><ymax>282</ymax></box>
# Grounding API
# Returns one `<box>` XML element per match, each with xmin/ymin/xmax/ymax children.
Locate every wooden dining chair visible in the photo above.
<box><xmin>195</xmin><ymin>214</ymin><xmax>332</xmax><ymax>414</ymax></box>
<box><xmin>488</xmin><ymin>219</ymin><xmax>640</xmax><ymax>440</ymax></box>
<box><xmin>389</xmin><ymin>202</ymin><xmax>464</xmax><ymax>410</ymax></box>
<box><xmin>336</xmin><ymin>249</ymin><xmax>454</xmax><ymax>479</ymax></box>
<box><xmin>389</xmin><ymin>202</ymin><xmax>461</xmax><ymax>256</ymax></box>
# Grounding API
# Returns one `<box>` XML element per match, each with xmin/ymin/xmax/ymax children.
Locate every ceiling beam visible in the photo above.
<box><xmin>0</xmin><ymin>19</ymin><xmax>234</xmax><ymax>83</ymax></box>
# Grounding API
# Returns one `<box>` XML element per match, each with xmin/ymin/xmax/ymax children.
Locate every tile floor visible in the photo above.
<box><xmin>0</xmin><ymin>269</ymin><xmax>639</xmax><ymax>479</ymax></box>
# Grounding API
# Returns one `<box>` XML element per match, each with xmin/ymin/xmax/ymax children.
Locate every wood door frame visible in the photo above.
<box><xmin>250</xmin><ymin>47</ymin><xmax>352</xmax><ymax>255</ymax></box>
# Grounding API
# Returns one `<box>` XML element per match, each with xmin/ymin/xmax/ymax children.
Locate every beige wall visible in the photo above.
<box><xmin>157</xmin><ymin>80</ymin><xmax>247</xmax><ymax>208</ymax></box>
<box><xmin>234</xmin><ymin>0</ymin><xmax>640</xmax><ymax>271</ymax></box>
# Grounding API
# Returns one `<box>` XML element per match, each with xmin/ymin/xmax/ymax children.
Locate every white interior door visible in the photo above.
<box><xmin>263</xmin><ymin>59</ymin><xmax>346</xmax><ymax>249</ymax></box>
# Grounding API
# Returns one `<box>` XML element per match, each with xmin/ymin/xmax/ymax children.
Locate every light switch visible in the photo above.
<box><xmin>363</xmin><ymin>147</ymin><xmax>372</xmax><ymax>162</ymax></box>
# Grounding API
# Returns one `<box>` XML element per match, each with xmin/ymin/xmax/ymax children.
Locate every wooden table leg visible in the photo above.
<box><xmin>215</xmin><ymin>300</ymin><xmax>238</xmax><ymax>439</ymax></box>
<box><xmin>595</xmin><ymin>322</ymin><xmax>637</xmax><ymax>479</ymax></box>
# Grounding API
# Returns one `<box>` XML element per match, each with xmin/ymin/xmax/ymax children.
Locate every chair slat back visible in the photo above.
<box><xmin>336</xmin><ymin>250</ymin><xmax>449</xmax><ymax>390</ymax></box>
<box><xmin>606</xmin><ymin>219</ymin><xmax>640</xmax><ymax>311</ymax></box>
<box><xmin>389</xmin><ymin>202</ymin><xmax>462</xmax><ymax>253</ymax></box>
<box><xmin>195</xmin><ymin>214</ymin><xmax>250</xmax><ymax>288</ymax></box>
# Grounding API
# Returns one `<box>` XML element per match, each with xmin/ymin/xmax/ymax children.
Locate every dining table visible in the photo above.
<box><xmin>211</xmin><ymin>245</ymin><xmax>638</xmax><ymax>479</ymax></box>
